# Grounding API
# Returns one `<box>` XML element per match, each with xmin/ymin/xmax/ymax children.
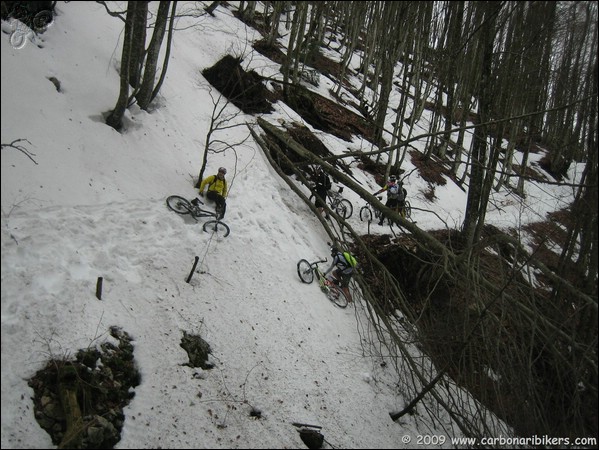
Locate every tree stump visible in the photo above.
<box><xmin>57</xmin><ymin>365</ymin><xmax>84</xmax><ymax>449</ymax></box>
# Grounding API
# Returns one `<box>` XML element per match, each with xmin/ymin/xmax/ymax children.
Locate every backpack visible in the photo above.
<box><xmin>388</xmin><ymin>182</ymin><xmax>405</xmax><ymax>201</ymax></box>
<box><xmin>208</xmin><ymin>175</ymin><xmax>226</xmax><ymax>194</ymax></box>
<box><xmin>318</xmin><ymin>172</ymin><xmax>331</xmax><ymax>190</ymax></box>
<box><xmin>387</xmin><ymin>183</ymin><xmax>400</xmax><ymax>199</ymax></box>
<box><xmin>342</xmin><ymin>251</ymin><xmax>357</xmax><ymax>268</ymax></box>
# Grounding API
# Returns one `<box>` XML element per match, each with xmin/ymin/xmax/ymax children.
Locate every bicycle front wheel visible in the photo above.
<box><xmin>297</xmin><ymin>259</ymin><xmax>314</xmax><ymax>284</ymax></box>
<box><xmin>203</xmin><ymin>220</ymin><xmax>230</xmax><ymax>237</ymax></box>
<box><xmin>336</xmin><ymin>199</ymin><xmax>353</xmax><ymax>219</ymax></box>
<box><xmin>359</xmin><ymin>206</ymin><xmax>373</xmax><ymax>222</ymax></box>
<box><xmin>166</xmin><ymin>195</ymin><xmax>192</xmax><ymax>214</ymax></box>
<box><xmin>328</xmin><ymin>285</ymin><xmax>349</xmax><ymax>308</ymax></box>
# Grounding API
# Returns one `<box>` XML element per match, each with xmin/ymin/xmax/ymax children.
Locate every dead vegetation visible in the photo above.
<box><xmin>28</xmin><ymin>328</ymin><xmax>216</xmax><ymax>449</ymax></box>
<box><xmin>28</xmin><ymin>327</ymin><xmax>140</xmax><ymax>448</ymax></box>
<box><xmin>201</xmin><ymin>55</ymin><xmax>277</xmax><ymax>114</ymax></box>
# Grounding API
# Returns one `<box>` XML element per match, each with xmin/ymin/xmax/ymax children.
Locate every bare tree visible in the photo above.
<box><xmin>462</xmin><ymin>2</ymin><xmax>502</xmax><ymax>248</ymax></box>
<box><xmin>127</xmin><ymin>1</ymin><xmax>148</xmax><ymax>89</ymax></box>
<box><xmin>106</xmin><ymin>1</ymin><xmax>145</xmax><ymax>130</ymax></box>
<box><xmin>149</xmin><ymin>1</ymin><xmax>178</xmax><ymax>104</ymax></box>
<box><xmin>136</xmin><ymin>1</ymin><xmax>170</xmax><ymax>110</ymax></box>
<box><xmin>281</xmin><ymin>1</ymin><xmax>309</xmax><ymax>92</ymax></box>
<box><xmin>331</xmin><ymin>2</ymin><xmax>367</xmax><ymax>98</ymax></box>
<box><xmin>194</xmin><ymin>53</ymin><xmax>259</xmax><ymax>188</ymax></box>
<box><xmin>106</xmin><ymin>1</ymin><xmax>180</xmax><ymax>128</ymax></box>
<box><xmin>265</xmin><ymin>1</ymin><xmax>285</xmax><ymax>47</ymax></box>
<box><xmin>194</xmin><ymin>86</ymin><xmax>250</xmax><ymax>188</ymax></box>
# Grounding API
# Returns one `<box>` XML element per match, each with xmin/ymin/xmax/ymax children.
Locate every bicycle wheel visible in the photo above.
<box><xmin>359</xmin><ymin>206</ymin><xmax>373</xmax><ymax>222</ymax></box>
<box><xmin>166</xmin><ymin>195</ymin><xmax>191</xmax><ymax>214</ymax></box>
<box><xmin>404</xmin><ymin>201</ymin><xmax>412</xmax><ymax>219</ymax></box>
<box><xmin>297</xmin><ymin>259</ymin><xmax>314</xmax><ymax>284</ymax></box>
<box><xmin>203</xmin><ymin>220</ymin><xmax>230</xmax><ymax>237</ymax></box>
<box><xmin>327</xmin><ymin>285</ymin><xmax>349</xmax><ymax>308</ymax></box>
<box><xmin>336</xmin><ymin>199</ymin><xmax>353</xmax><ymax>219</ymax></box>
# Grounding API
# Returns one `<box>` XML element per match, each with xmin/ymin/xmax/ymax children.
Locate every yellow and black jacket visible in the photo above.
<box><xmin>199</xmin><ymin>175</ymin><xmax>227</xmax><ymax>197</ymax></box>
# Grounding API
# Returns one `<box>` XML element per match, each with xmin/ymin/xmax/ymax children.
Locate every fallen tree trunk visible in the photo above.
<box><xmin>256</xmin><ymin>117</ymin><xmax>596</xmax><ymax>312</ymax></box>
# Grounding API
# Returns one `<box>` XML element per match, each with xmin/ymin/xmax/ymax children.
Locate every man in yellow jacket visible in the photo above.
<box><xmin>195</xmin><ymin>167</ymin><xmax>228</xmax><ymax>219</ymax></box>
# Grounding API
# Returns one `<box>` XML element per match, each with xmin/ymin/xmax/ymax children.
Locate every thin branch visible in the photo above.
<box><xmin>95</xmin><ymin>1</ymin><xmax>127</xmax><ymax>22</ymax></box>
<box><xmin>1</xmin><ymin>139</ymin><xmax>38</xmax><ymax>165</ymax></box>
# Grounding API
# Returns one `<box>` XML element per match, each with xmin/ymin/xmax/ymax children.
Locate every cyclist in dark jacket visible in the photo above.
<box><xmin>313</xmin><ymin>166</ymin><xmax>331</xmax><ymax>218</ymax></box>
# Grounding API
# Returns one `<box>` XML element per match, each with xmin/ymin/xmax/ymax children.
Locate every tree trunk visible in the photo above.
<box><xmin>290</xmin><ymin>2</ymin><xmax>308</xmax><ymax>84</ymax></box>
<box><xmin>106</xmin><ymin>1</ymin><xmax>139</xmax><ymax>130</ymax></box>
<box><xmin>150</xmin><ymin>1</ymin><xmax>177</xmax><ymax>103</ymax></box>
<box><xmin>127</xmin><ymin>1</ymin><xmax>148</xmax><ymax>89</ymax></box>
<box><xmin>136</xmin><ymin>1</ymin><xmax>170</xmax><ymax>110</ymax></box>
<box><xmin>266</xmin><ymin>1</ymin><xmax>283</xmax><ymax>47</ymax></box>
<box><xmin>205</xmin><ymin>1</ymin><xmax>218</xmax><ymax>16</ymax></box>
<box><xmin>282</xmin><ymin>2</ymin><xmax>307</xmax><ymax>92</ymax></box>
<box><xmin>462</xmin><ymin>2</ymin><xmax>501</xmax><ymax>247</ymax></box>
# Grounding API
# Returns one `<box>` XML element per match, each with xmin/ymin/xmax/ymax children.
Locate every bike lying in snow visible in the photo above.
<box><xmin>166</xmin><ymin>195</ymin><xmax>230</xmax><ymax>237</ymax></box>
<box><xmin>296</xmin><ymin>258</ymin><xmax>350</xmax><ymax>308</ymax></box>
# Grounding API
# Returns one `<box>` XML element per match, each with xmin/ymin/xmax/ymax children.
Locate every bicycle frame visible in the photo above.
<box><xmin>310</xmin><ymin>260</ymin><xmax>334</xmax><ymax>294</ymax></box>
<box><xmin>187</xmin><ymin>202</ymin><xmax>219</xmax><ymax>221</ymax></box>
<box><xmin>314</xmin><ymin>263</ymin><xmax>330</xmax><ymax>291</ymax></box>
<box><xmin>327</xmin><ymin>188</ymin><xmax>343</xmax><ymax>208</ymax></box>
<box><xmin>326</xmin><ymin>187</ymin><xmax>353</xmax><ymax>219</ymax></box>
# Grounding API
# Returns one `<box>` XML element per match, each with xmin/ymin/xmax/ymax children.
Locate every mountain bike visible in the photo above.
<box><xmin>360</xmin><ymin>196</ymin><xmax>411</xmax><ymax>223</ymax></box>
<box><xmin>359</xmin><ymin>197</ymin><xmax>383</xmax><ymax>222</ymax></box>
<box><xmin>296</xmin><ymin>258</ymin><xmax>350</xmax><ymax>308</ymax></box>
<box><xmin>166</xmin><ymin>195</ymin><xmax>230</xmax><ymax>237</ymax></box>
<box><xmin>310</xmin><ymin>186</ymin><xmax>353</xmax><ymax>219</ymax></box>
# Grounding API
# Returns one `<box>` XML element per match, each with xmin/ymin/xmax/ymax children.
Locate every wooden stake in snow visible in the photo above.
<box><xmin>186</xmin><ymin>256</ymin><xmax>200</xmax><ymax>283</ymax></box>
<box><xmin>96</xmin><ymin>277</ymin><xmax>103</xmax><ymax>300</ymax></box>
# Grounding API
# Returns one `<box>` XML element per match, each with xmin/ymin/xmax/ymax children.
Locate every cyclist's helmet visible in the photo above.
<box><xmin>330</xmin><ymin>244</ymin><xmax>339</xmax><ymax>256</ymax></box>
<box><xmin>389</xmin><ymin>174</ymin><xmax>397</xmax><ymax>182</ymax></box>
<box><xmin>218</xmin><ymin>167</ymin><xmax>227</xmax><ymax>175</ymax></box>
